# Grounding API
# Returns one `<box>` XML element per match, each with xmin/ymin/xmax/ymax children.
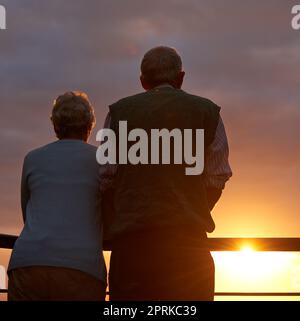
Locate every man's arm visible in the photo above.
<box><xmin>204</xmin><ymin>116</ymin><xmax>232</xmax><ymax>210</ymax></box>
<box><xmin>21</xmin><ymin>156</ymin><xmax>30</xmax><ymax>223</ymax></box>
<box><xmin>99</xmin><ymin>111</ymin><xmax>118</xmax><ymax>240</ymax></box>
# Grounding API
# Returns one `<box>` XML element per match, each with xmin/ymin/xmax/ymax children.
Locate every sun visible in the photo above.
<box><xmin>212</xmin><ymin>243</ymin><xmax>298</xmax><ymax>293</ymax></box>
<box><xmin>240</xmin><ymin>245</ymin><xmax>255</xmax><ymax>254</ymax></box>
<box><xmin>237</xmin><ymin>245</ymin><xmax>265</xmax><ymax>279</ymax></box>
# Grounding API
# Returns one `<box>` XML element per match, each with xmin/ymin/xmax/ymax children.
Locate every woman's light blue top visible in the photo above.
<box><xmin>8</xmin><ymin>140</ymin><xmax>107</xmax><ymax>283</ymax></box>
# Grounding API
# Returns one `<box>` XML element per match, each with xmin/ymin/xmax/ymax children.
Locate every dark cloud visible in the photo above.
<box><xmin>0</xmin><ymin>0</ymin><xmax>299</xmax><ymax>236</ymax></box>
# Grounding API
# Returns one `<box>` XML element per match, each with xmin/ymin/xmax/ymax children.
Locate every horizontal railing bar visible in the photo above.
<box><xmin>2</xmin><ymin>234</ymin><xmax>300</xmax><ymax>251</ymax></box>
<box><xmin>215</xmin><ymin>292</ymin><xmax>300</xmax><ymax>296</ymax></box>
<box><xmin>1</xmin><ymin>288</ymin><xmax>300</xmax><ymax>297</ymax></box>
<box><xmin>0</xmin><ymin>234</ymin><xmax>16</xmax><ymax>250</ymax></box>
<box><xmin>208</xmin><ymin>238</ymin><xmax>300</xmax><ymax>252</ymax></box>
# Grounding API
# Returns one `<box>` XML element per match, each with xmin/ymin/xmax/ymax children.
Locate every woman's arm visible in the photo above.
<box><xmin>21</xmin><ymin>156</ymin><xmax>30</xmax><ymax>223</ymax></box>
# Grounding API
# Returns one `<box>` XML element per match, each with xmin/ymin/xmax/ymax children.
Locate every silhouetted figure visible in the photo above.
<box><xmin>101</xmin><ymin>46</ymin><xmax>232</xmax><ymax>301</ymax></box>
<box><xmin>8</xmin><ymin>92</ymin><xmax>107</xmax><ymax>301</ymax></box>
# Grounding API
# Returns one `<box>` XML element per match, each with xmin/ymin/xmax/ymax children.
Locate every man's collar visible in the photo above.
<box><xmin>153</xmin><ymin>83</ymin><xmax>175</xmax><ymax>89</ymax></box>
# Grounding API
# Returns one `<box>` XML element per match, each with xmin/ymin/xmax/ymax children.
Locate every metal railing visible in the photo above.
<box><xmin>1</xmin><ymin>234</ymin><xmax>300</xmax><ymax>297</ymax></box>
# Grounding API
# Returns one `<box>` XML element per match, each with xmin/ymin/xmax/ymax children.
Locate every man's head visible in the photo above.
<box><xmin>140</xmin><ymin>46</ymin><xmax>185</xmax><ymax>90</ymax></box>
<box><xmin>51</xmin><ymin>91</ymin><xmax>96</xmax><ymax>142</ymax></box>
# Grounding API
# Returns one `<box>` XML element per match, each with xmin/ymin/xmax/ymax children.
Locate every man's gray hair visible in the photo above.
<box><xmin>141</xmin><ymin>46</ymin><xmax>182</xmax><ymax>87</ymax></box>
<box><xmin>51</xmin><ymin>91</ymin><xmax>96</xmax><ymax>139</ymax></box>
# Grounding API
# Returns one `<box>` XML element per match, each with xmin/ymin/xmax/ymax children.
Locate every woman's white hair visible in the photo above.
<box><xmin>51</xmin><ymin>91</ymin><xmax>96</xmax><ymax>139</ymax></box>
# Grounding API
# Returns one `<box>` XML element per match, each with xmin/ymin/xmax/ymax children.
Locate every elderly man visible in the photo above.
<box><xmin>102</xmin><ymin>46</ymin><xmax>232</xmax><ymax>301</ymax></box>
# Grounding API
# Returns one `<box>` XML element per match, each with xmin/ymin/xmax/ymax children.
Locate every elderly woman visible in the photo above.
<box><xmin>7</xmin><ymin>92</ymin><xmax>107</xmax><ymax>301</ymax></box>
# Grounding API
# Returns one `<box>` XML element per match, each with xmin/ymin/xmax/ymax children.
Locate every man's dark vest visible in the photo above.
<box><xmin>108</xmin><ymin>86</ymin><xmax>220</xmax><ymax>239</ymax></box>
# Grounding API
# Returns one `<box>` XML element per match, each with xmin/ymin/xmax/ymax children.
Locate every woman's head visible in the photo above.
<box><xmin>51</xmin><ymin>91</ymin><xmax>96</xmax><ymax>142</ymax></box>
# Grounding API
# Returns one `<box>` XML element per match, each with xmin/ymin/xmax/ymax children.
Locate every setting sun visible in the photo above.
<box><xmin>213</xmin><ymin>245</ymin><xmax>300</xmax><ymax>297</ymax></box>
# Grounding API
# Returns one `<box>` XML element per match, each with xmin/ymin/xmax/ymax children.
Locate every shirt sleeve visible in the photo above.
<box><xmin>99</xmin><ymin>111</ymin><xmax>118</xmax><ymax>193</ymax></box>
<box><xmin>204</xmin><ymin>115</ymin><xmax>232</xmax><ymax>190</ymax></box>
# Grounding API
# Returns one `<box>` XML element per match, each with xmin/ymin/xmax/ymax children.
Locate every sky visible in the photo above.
<box><xmin>0</xmin><ymin>0</ymin><xmax>300</xmax><ymax>299</ymax></box>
